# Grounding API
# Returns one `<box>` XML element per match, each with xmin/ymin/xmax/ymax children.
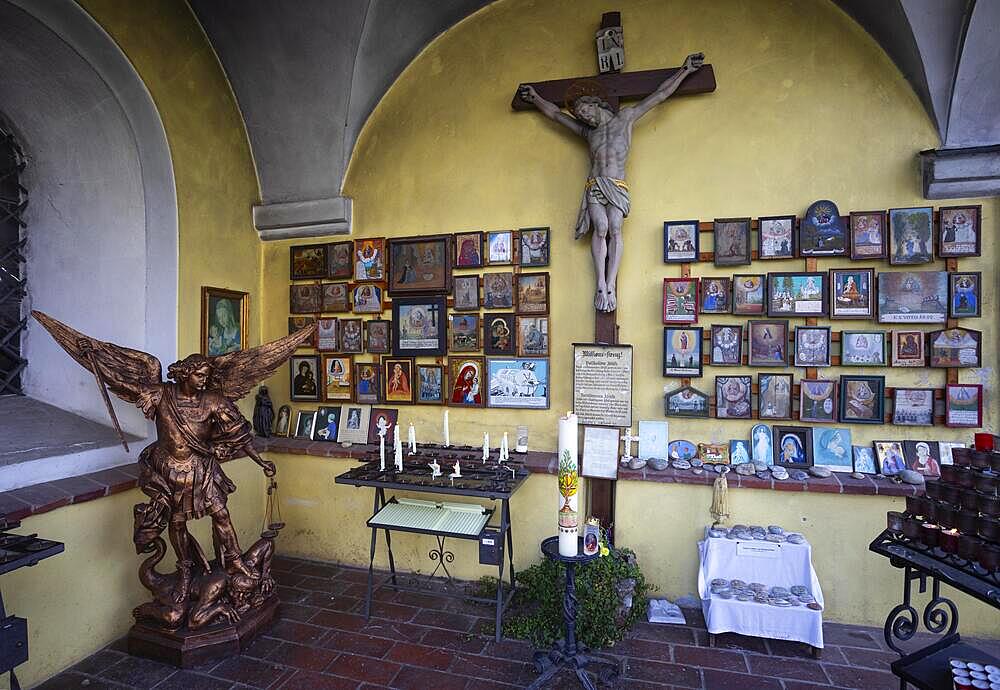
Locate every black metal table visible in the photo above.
<box><xmin>527</xmin><ymin>536</ymin><xmax>620</xmax><ymax>690</ymax></box>
<box><xmin>335</xmin><ymin>444</ymin><xmax>528</xmax><ymax>642</ymax></box>
<box><xmin>869</xmin><ymin>529</ymin><xmax>1000</xmax><ymax>690</ymax></box>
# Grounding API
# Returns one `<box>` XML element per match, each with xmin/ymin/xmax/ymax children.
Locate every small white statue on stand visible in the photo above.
<box><xmin>408</xmin><ymin>422</ymin><xmax>417</xmax><ymax>455</ymax></box>
<box><xmin>482</xmin><ymin>432</ymin><xmax>490</xmax><ymax>463</ymax></box>
<box><xmin>377</xmin><ymin>421</ymin><xmax>388</xmax><ymax>471</ymax></box>
<box><xmin>443</xmin><ymin>409</ymin><xmax>450</xmax><ymax>447</ymax></box>
<box><xmin>499</xmin><ymin>432</ymin><xmax>509</xmax><ymax>463</ymax></box>
<box><xmin>450</xmin><ymin>460</ymin><xmax>462</xmax><ymax>479</ymax></box>
<box><xmin>620</xmin><ymin>428</ymin><xmax>638</xmax><ymax>465</ymax></box>
<box><xmin>429</xmin><ymin>458</ymin><xmax>441</xmax><ymax>478</ymax></box>
<box><xmin>393</xmin><ymin>430</ymin><xmax>403</xmax><ymax>472</ymax></box>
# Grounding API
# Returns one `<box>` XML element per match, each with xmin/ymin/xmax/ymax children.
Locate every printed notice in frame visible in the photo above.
<box><xmin>582</xmin><ymin>426</ymin><xmax>620</xmax><ymax>479</ymax></box>
<box><xmin>573</xmin><ymin>343</ymin><xmax>633</xmax><ymax>428</ymax></box>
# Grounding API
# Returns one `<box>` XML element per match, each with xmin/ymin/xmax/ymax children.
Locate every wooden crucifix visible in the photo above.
<box><xmin>513</xmin><ymin>12</ymin><xmax>716</xmax><ymax>536</ymax></box>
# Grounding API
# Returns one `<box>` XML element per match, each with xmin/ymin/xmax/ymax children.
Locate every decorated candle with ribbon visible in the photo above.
<box><xmin>557</xmin><ymin>411</ymin><xmax>580</xmax><ymax>556</ymax></box>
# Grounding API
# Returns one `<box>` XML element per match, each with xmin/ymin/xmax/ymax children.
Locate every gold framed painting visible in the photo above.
<box><xmin>201</xmin><ymin>286</ymin><xmax>248</xmax><ymax>356</ymax></box>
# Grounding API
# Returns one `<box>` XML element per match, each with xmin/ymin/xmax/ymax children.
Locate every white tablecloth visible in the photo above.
<box><xmin>697</xmin><ymin>530</ymin><xmax>824</xmax><ymax>648</ymax></box>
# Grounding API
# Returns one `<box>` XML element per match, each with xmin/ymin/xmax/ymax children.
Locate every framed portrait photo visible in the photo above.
<box><xmin>316</xmin><ymin>317</ymin><xmax>338</xmax><ymax>352</ymax></box>
<box><xmin>448</xmin><ymin>356</ymin><xmax>486</xmax><ymax>407</ymax></box>
<box><xmin>829</xmin><ymin>268</ymin><xmax>874</xmax><ymax>320</ymax></box>
<box><xmin>928</xmin><ymin>327</ymin><xmax>982</xmax><ymax>368</ymax></box>
<box><xmin>664</xmin><ymin>385</ymin><xmax>710</xmax><ymax>418</ymax></box>
<box><xmin>392</xmin><ymin>296</ymin><xmax>447</xmax><ymax>356</ymax></box>
<box><xmin>274</xmin><ymin>405</ymin><xmax>291</xmax><ymax>437</ymax></box>
<box><xmin>757</xmin><ymin>215</ymin><xmax>796</xmax><ymax>260</ymax></box>
<box><xmin>322</xmin><ymin>355</ymin><xmax>353</xmax><ymax>402</ymax></box>
<box><xmin>290</xmin><ymin>243</ymin><xmax>327</xmax><ymax>280</ymax></box>
<box><xmin>767</xmin><ymin>272</ymin><xmax>827</xmax><ymax>317</ymax></box>
<box><xmin>712</xmin><ymin>217</ymin><xmax>751</xmax><ymax>267</ymax></box>
<box><xmin>852</xmin><ymin>445</ymin><xmax>878</xmax><ymax>474</ymax></box>
<box><xmin>892</xmin><ymin>388</ymin><xmax>935</xmax><ymax>426</ymax></box>
<box><xmin>812</xmin><ymin>427</ymin><xmax>853</xmax><ymax>472</ymax></box>
<box><xmin>517</xmin><ymin>273</ymin><xmax>549</xmax><ymax>315</ymax></box>
<box><xmin>486</xmin><ymin>230</ymin><xmax>514</xmax><ymax>265</ymax></box>
<box><xmin>798</xmin><ymin>379</ymin><xmax>837</xmax><ymax>423</ymax></box>
<box><xmin>758</xmin><ymin>373</ymin><xmax>793</xmax><ymax>420</ymax></box>
<box><xmin>351</xmin><ymin>284</ymin><xmax>383</xmax><ymax>314</ymax></box>
<box><xmin>201</xmin><ymin>286</ymin><xmax>248</xmax><ymax>356</ymax></box>
<box><xmin>289</xmin><ymin>317</ymin><xmax>317</xmax><ymax>348</ymax></box>
<box><xmin>877</xmin><ymin>271</ymin><xmax>948</xmax><ymax>323</ymax></box>
<box><xmin>662</xmin><ymin>326</ymin><xmax>703</xmax><ymax>377</ymax></box>
<box><xmin>840</xmin><ymin>331</ymin><xmax>886</xmax><ymax>366</ymax></box>
<box><xmin>732</xmin><ymin>274</ymin><xmax>765</xmax><ymax>315</ymax></box>
<box><xmin>294</xmin><ymin>410</ymin><xmax>317</xmax><ymax>440</ymax></box>
<box><xmin>454</xmin><ymin>231</ymin><xmax>483</xmax><ymax>268</ymax></box>
<box><xmin>483</xmin><ymin>313</ymin><xmax>516</xmax><ymax>356</ymax></box>
<box><xmin>388</xmin><ymin>236</ymin><xmax>451</xmax><ymax>294</ymax></box>
<box><xmin>383</xmin><ymin>357</ymin><xmax>415</xmax><ymax>404</ymax></box>
<box><xmin>339</xmin><ymin>318</ymin><xmax>364</xmax><ymax>354</ymax></box>
<box><xmin>949</xmin><ymin>272</ymin><xmax>981</xmax><ymax>319</ymax></box>
<box><xmin>517</xmin><ymin>316</ymin><xmax>549</xmax><ymax>357</ymax></box>
<box><xmin>662</xmin><ymin>278</ymin><xmax>699</xmax><ymax>324</ymax></box>
<box><xmin>448</xmin><ymin>314</ymin><xmax>481</xmax><ymax>352</ymax></box>
<box><xmin>699</xmin><ymin>277</ymin><xmax>732</xmax><ymax>314</ymax></box>
<box><xmin>519</xmin><ymin>227</ymin><xmax>550</xmax><ymax>267</ymax></box>
<box><xmin>888</xmin><ymin>206</ymin><xmax>934</xmax><ymax>265</ymax></box>
<box><xmin>354</xmin><ymin>362</ymin><xmax>381</xmax><ymax>404</ymax></box>
<box><xmin>890</xmin><ymin>330</ymin><xmax>925</xmax><ymax>367</ymax></box>
<box><xmin>715</xmin><ymin>376</ymin><xmax>752</xmax><ymax>419</ymax></box>
<box><xmin>772</xmin><ymin>426</ymin><xmax>813</xmax><ymax>469</ymax></box>
<box><xmin>326</xmin><ymin>241</ymin><xmax>353</xmax><ymax>280</ymax></box>
<box><xmin>710</xmin><ymin>325</ymin><xmax>743</xmax><ymax>366</ymax></box>
<box><xmin>452</xmin><ymin>275</ymin><xmax>480</xmax><ymax>311</ymax></box>
<box><xmin>747</xmin><ymin>319</ymin><xmax>789</xmax><ymax>366</ymax></box>
<box><xmin>663</xmin><ymin>220</ymin><xmax>700</xmax><ymax>263</ymax></box>
<box><xmin>937</xmin><ymin>205</ymin><xmax>981</xmax><ymax>258</ymax></box>
<box><xmin>290</xmin><ymin>355</ymin><xmax>321</xmax><ymax>402</ymax></box>
<box><xmin>313</xmin><ymin>406</ymin><xmax>342</xmax><ymax>442</ymax></box>
<box><xmin>416</xmin><ymin>364</ymin><xmax>446</xmax><ymax>405</ymax></box>
<box><xmin>849</xmin><ymin>211</ymin><xmax>887</xmax><ymax>259</ymax></box>
<box><xmin>365</xmin><ymin>319</ymin><xmax>391</xmax><ymax>355</ymax></box>
<box><xmin>354</xmin><ymin>238</ymin><xmax>386</xmax><ymax>282</ymax></box>
<box><xmin>945</xmin><ymin>383</ymin><xmax>982</xmax><ymax>428</ymax></box>
<box><xmin>321</xmin><ymin>282</ymin><xmax>350</xmax><ymax>313</ymax></box>
<box><xmin>336</xmin><ymin>403</ymin><xmax>371</xmax><ymax>443</ymax></box>
<box><xmin>290</xmin><ymin>284</ymin><xmax>322</xmax><ymax>314</ymax></box>
<box><xmin>487</xmin><ymin>358</ymin><xmax>550</xmax><ymax>409</ymax></box>
<box><xmin>874</xmin><ymin>440</ymin><xmax>906</xmax><ymax>476</ymax></box>
<box><xmin>799</xmin><ymin>200</ymin><xmax>846</xmax><ymax>256</ymax></box>
<box><xmin>794</xmin><ymin>326</ymin><xmax>831</xmax><ymax>367</ymax></box>
<box><xmin>482</xmin><ymin>272</ymin><xmax>514</xmax><ymax>309</ymax></box>
<box><xmin>838</xmin><ymin>375</ymin><xmax>885</xmax><ymax>424</ymax></box>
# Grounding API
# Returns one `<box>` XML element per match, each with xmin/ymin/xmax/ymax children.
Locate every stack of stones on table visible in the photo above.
<box><xmin>709</xmin><ymin>523</ymin><xmax>806</xmax><ymax>545</ymax></box>
<box><xmin>708</xmin><ymin>578</ymin><xmax>819</xmax><ymax>608</ymax></box>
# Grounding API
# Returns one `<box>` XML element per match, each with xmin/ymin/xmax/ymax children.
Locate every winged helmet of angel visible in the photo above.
<box><xmin>33</xmin><ymin>311</ymin><xmax>314</xmax><ymax>585</ymax></box>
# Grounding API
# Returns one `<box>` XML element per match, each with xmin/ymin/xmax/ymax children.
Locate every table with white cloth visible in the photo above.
<box><xmin>697</xmin><ymin>528</ymin><xmax>825</xmax><ymax>654</ymax></box>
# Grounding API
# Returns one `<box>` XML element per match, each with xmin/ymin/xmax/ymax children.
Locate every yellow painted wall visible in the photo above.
<box><xmin>1</xmin><ymin>459</ymin><xmax>266</xmax><ymax>689</ymax></box>
<box><xmin>260</xmin><ymin>0</ymin><xmax>999</xmax><ymax>639</ymax></box>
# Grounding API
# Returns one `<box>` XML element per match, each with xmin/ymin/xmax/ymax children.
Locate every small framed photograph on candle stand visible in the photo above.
<box><xmin>582</xmin><ymin>426</ymin><xmax>619</xmax><ymax>479</ymax></box>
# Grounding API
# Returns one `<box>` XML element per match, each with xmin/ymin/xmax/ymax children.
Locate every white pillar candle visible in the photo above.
<box><xmin>483</xmin><ymin>432</ymin><xmax>490</xmax><ymax>462</ymax></box>
<box><xmin>408</xmin><ymin>423</ymin><xmax>416</xmax><ymax>453</ymax></box>
<box><xmin>501</xmin><ymin>432</ymin><xmax>509</xmax><ymax>462</ymax></box>
<box><xmin>379</xmin><ymin>432</ymin><xmax>386</xmax><ymax>471</ymax></box>
<box><xmin>394</xmin><ymin>433</ymin><xmax>403</xmax><ymax>471</ymax></box>
<box><xmin>443</xmin><ymin>410</ymin><xmax>450</xmax><ymax>447</ymax></box>
<box><xmin>557</xmin><ymin>412</ymin><xmax>580</xmax><ymax>557</ymax></box>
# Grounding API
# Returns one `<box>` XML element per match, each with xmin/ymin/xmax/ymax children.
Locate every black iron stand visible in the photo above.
<box><xmin>528</xmin><ymin>536</ymin><xmax>620</xmax><ymax>690</ymax></box>
<box><xmin>869</xmin><ymin>529</ymin><xmax>999</xmax><ymax>690</ymax></box>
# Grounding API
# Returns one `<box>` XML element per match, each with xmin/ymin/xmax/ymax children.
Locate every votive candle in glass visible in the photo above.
<box><xmin>886</xmin><ymin>511</ymin><xmax>905</xmax><ymax>534</ymax></box>
<box><xmin>940</xmin><ymin>528</ymin><xmax>960</xmax><ymax>554</ymax></box>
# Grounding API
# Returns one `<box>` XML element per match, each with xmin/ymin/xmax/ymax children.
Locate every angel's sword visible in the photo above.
<box><xmin>78</xmin><ymin>338</ymin><xmax>130</xmax><ymax>453</ymax></box>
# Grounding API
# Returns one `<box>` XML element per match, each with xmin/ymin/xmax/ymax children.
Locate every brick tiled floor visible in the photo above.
<box><xmin>36</xmin><ymin>555</ymin><xmax>1000</xmax><ymax>689</ymax></box>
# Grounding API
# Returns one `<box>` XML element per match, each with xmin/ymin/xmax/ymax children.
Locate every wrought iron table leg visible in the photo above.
<box><xmin>495</xmin><ymin>498</ymin><xmax>511</xmax><ymax>642</ymax></box>
<box><xmin>504</xmin><ymin>499</ymin><xmax>515</xmax><ymax>594</ymax></box>
<box><xmin>364</xmin><ymin>490</ymin><xmax>382</xmax><ymax>619</ymax></box>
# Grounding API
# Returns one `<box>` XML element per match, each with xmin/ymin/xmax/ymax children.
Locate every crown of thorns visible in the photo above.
<box><xmin>565</xmin><ymin>80</ymin><xmax>613</xmax><ymax>112</ymax></box>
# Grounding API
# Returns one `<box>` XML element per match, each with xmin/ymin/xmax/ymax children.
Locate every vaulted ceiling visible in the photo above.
<box><xmin>187</xmin><ymin>0</ymin><xmax>1000</xmax><ymax>238</ymax></box>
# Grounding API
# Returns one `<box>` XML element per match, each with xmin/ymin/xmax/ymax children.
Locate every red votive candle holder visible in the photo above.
<box><xmin>940</xmin><ymin>528</ymin><xmax>960</xmax><ymax>554</ymax></box>
<box><xmin>980</xmin><ymin>543</ymin><xmax>1000</xmax><ymax>571</ymax></box>
<box><xmin>903</xmin><ymin>517</ymin><xmax>923</xmax><ymax>541</ymax></box>
<box><xmin>937</xmin><ymin>504</ymin><xmax>957</xmax><ymax>529</ymax></box>
<box><xmin>887</xmin><ymin>511</ymin><xmax>905</xmax><ymax>534</ymax></box>
<box><xmin>958</xmin><ymin>534</ymin><xmax>982</xmax><ymax>561</ymax></box>
<box><xmin>920</xmin><ymin>523</ymin><xmax>940</xmax><ymax>548</ymax></box>
<box><xmin>975</xmin><ymin>433</ymin><xmax>995</xmax><ymax>451</ymax></box>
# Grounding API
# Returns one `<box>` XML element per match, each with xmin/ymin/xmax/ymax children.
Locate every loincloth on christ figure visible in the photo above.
<box><xmin>575</xmin><ymin>176</ymin><xmax>631</xmax><ymax>239</ymax></box>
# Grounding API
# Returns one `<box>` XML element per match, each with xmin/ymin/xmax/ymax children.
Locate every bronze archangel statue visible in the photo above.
<box><xmin>33</xmin><ymin>311</ymin><xmax>313</xmax><ymax>639</ymax></box>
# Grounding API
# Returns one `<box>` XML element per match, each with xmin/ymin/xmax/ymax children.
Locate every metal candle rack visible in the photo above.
<box><xmin>0</xmin><ymin>514</ymin><xmax>65</xmax><ymax>690</ymax></box>
<box><xmin>335</xmin><ymin>443</ymin><xmax>530</xmax><ymax>642</ymax></box>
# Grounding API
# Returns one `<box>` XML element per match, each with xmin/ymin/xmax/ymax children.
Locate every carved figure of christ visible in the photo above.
<box><xmin>518</xmin><ymin>52</ymin><xmax>706</xmax><ymax>312</ymax></box>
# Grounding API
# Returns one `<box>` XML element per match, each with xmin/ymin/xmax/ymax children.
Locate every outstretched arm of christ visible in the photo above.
<box><xmin>626</xmin><ymin>52</ymin><xmax>705</xmax><ymax>122</ymax></box>
<box><xmin>517</xmin><ymin>84</ymin><xmax>587</xmax><ymax>137</ymax></box>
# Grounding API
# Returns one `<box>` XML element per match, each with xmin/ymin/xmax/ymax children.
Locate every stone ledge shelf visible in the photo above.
<box><xmin>257</xmin><ymin>437</ymin><xmax>921</xmax><ymax>498</ymax></box>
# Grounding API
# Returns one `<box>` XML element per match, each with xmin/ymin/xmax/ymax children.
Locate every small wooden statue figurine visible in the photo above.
<box><xmin>32</xmin><ymin>310</ymin><xmax>314</xmax><ymax>665</ymax></box>
<box><xmin>253</xmin><ymin>385</ymin><xmax>274</xmax><ymax>437</ymax></box>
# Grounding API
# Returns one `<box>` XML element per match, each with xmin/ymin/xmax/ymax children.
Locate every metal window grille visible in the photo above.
<box><xmin>0</xmin><ymin>122</ymin><xmax>27</xmax><ymax>396</ymax></box>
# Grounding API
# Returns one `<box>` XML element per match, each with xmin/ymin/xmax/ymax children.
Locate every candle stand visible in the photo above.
<box><xmin>527</xmin><ymin>536</ymin><xmax>620</xmax><ymax>690</ymax></box>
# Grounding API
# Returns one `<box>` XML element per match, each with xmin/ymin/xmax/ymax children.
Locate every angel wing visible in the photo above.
<box><xmin>32</xmin><ymin>310</ymin><xmax>163</xmax><ymax>406</ymax></box>
<box><xmin>209</xmin><ymin>325</ymin><xmax>316</xmax><ymax>401</ymax></box>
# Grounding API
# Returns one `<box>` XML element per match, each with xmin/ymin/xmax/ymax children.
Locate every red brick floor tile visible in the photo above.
<box><xmin>767</xmin><ymin>638</ymin><xmax>826</xmax><ymax>659</ymax></box>
<box><xmin>388</xmin><ymin>590</ymin><xmax>454</xmax><ymax>610</ymax></box>
<box><xmin>419</xmin><ymin>628</ymin><xmax>488</xmax><ymax>654</ymax></box>
<box><xmin>154</xmin><ymin>670</ymin><xmax>235</xmax><ymax>690</ymax></box>
<box><xmin>478</xmin><ymin>637</ymin><xmax>533</xmax><ymax>660</ymax></box>
<box><xmin>822</xmin><ymin>622</ymin><xmax>883</xmax><ymax>649</ymax></box>
<box><xmin>295</xmin><ymin>562</ymin><xmax>341</xmax><ymax>579</ymax></box>
<box><xmin>321</xmin><ymin>630</ymin><xmax>395</xmax><ymax>659</ymax></box>
<box><xmin>211</xmin><ymin>656</ymin><xmax>287</xmax><ymax>688</ymax></box>
<box><xmin>746</xmin><ymin>654</ymin><xmax>831</xmax><ymax>683</ymax></box>
<box><xmin>276</xmin><ymin>586</ymin><xmax>310</xmax><ymax>604</ymax></box>
<box><xmin>699</xmin><ymin>631</ymin><xmax>770</xmax><ymax>654</ymax></box>
<box><xmin>838</xmin><ymin>645</ymin><xmax>900</xmax><ymax>669</ymax></box>
<box><xmin>630</xmin><ymin>621</ymin><xmax>699</xmax><ymax>646</ymax></box>
<box><xmin>360</xmin><ymin>618</ymin><xmax>430</xmax><ymax>641</ymax></box>
<box><xmin>69</xmin><ymin>649</ymin><xmax>125</xmax><ymax>675</ymax></box>
<box><xmin>823</xmin><ymin>663</ymin><xmax>900</xmax><ymax>689</ymax></box>
<box><xmin>49</xmin><ymin>475</ymin><xmax>107</xmax><ymax>504</ymax></box>
<box><xmin>783</xmin><ymin>683</ymin><xmax>840</xmax><ymax>690</ymax></box>
<box><xmin>35</xmin><ymin>672</ymin><xmax>127</xmax><ymax>689</ymax></box>
<box><xmin>276</xmin><ymin>670</ymin><xmax>359</xmax><ymax>690</ymax></box>
<box><xmin>267</xmin><ymin>641</ymin><xmax>339</xmax><ymax>671</ymax></box>
<box><xmin>447</xmin><ymin>652</ymin><xmax>535</xmax><ymax>686</ymax></box>
<box><xmin>607</xmin><ymin>637</ymin><xmax>673</xmax><ymax>662</ymax></box>
<box><xmin>327</xmin><ymin>652</ymin><xmax>400</xmax><ymax>685</ymax></box>
<box><xmin>269</xmin><ymin>619</ymin><xmax>329</xmax><ymax>646</ymax></box>
<box><xmin>385</xmin><ymin>641</ymin><xmax>454</xmax><ymax>670</ymax></box>
<box><xmin>298</xmin><ymin>576</ymin><xmax>352</xmax><ymax>594</ymax></box>
<box><xmin>702</xmin><ymin>668</ymin><xmax>784</xmax><ymax>690</ymax></box>
<box><xmin>304</xmin><ymin>591</ymin><xmax>362</xmax><ymax>612</ymax></box>
<box><xmin>97</xmin><ymin>655</ymin><xmax>174</xmax><ymax>687</ymax></box>
<box><xmin>367</xmin><ymin>600</ymin><xmax>419</xmax><ymax>622</ymax></box>
<box><xmin>279</xmin><ymin>602</ymin><xmax>323</xmax><ymax>622</ymax></box>
<box><xmin>622</xmin><ymin>658</ymin><xmax>702</xmax><ymax>687</ymax></box>
<box><xmin>271</xmin><ymin>555</ymin><xmax>301</xmax><ymax>572</ymax></box>
<box><xmin>673</xmin><ymin>644</ymin><xmax>748</xmax><ymax>672</ymax></box>
<box><xmin>336</xmin><ymin>568</ymin><xmax>378</xmax><ymax>584</ymax></box>
<box><xmin>309</xmin><ymin>610</ymin><xmax>369</xmax><ymax>632</ymax></box>
<box><xmin>410</xmin><ymin>609</ymin><xmax>477</xmax><ymax>632</ymax></box>
<box><xmin>388</xmin><ymin>666</ymin><xmax>469</xmax><ymax>690</ymax></box>
<box><xmin>242</xmin><ymin>635</ymin><xmax>285</xmax><ymax>660</ymax></box>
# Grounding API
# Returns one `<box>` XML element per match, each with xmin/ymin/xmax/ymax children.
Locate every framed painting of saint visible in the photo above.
<box><xmin>453</xmin><ymin>275</ymin><xmax>480</xmax><ymax>312</ymax></box>
<box><xmin>945</xmin><ymin>383</ymin><xmax>982</xmax><ymax>428</ymax></box>
<box><xmin>664</xmin><ymin>385</ymin><xmax>710</xmax><ymax>418</ymax></box>
<box><xmin>715</xmin><ymin>376</ymin><xmax>752</xmax><ymax>419</ymax></box>
<box><xmin>772</xmin><ymin>426</ymin><xmax>813</xmax><ymax>469</ymax></box>
<box><xmin>365</xmin><ymin>319</ymin><xmax>391</xmax><ymax>354</ymax></box>
<box><xmin>662</xmin><ymin>326</ymin><xmax>703</xmax><ymax>377</ymax></box>
<box><xmin>712</xmin><ymin>217</ymin><xmax>751</xmax><ymax>266</ymax></box>
<box><xmin>517</xmin><ymin>273</ymin><xmax>549</xmax><ymax>315</ymax></box>
<box><xmin>732</xmin><ymin>274</ymin><xmax>765</xmax><ymax>315</ymax></box>
<box><xmin>798</xmin><ymin>379</ymin><xmax>837</xmax><ymax>423</ymax></box>
<box><xmin>838</xmin><ymin>375</ymin><xmax>885</xmax><ymax>424</ymax></box>
<box><xmin>322</xmin><ymin>355</ymin><xmax>353</xmax><ymax>402</ymax></box>
<box><xmin>747</xmin><ymin>320</ymin><xmax>788</xmax><ymax>366</ymax></box>
<box><xmin>388</xmin><ymin>236</ymin><xmax>451</xmax><ymax>294</ymax></box>
<box><xmin>416</xmin><ymin>364</ymin><xmax>446</xmax><ymax>404</ymax></box>
<box><xmin>767</xmin><ymin>272</ymin><xmax>827</xmax><ymax>317</ymax></box>
<box><xmin>326</xmin><ymin>241</ymin><xmax>354</xmax><ymax>279</ymax></box>
<box><xmin>321</xmin><ymin>282</ymin><xmax>350</xmax><ymax>313</ymax></box>
<box><xmin>383</xmin><ymin>357</ymin><xmax>414</xmax><ymax>404</ymax></box>
<box><xmin>486</xmin><ymin>230</ymin><xmax>514</xmax><ymax>265</ymax></box>
<box><xmin>482</xmin><ymin>272</ymin><xmax>514</xmax><ymax>309</ymax></box>
<box><xmin>937</xmin><ymin>205</ymin><xmax>981</xmax><ymax>258</ymax></box>
<box><xmin>353</xmin><ymin>362</ymin><xmax>381</xmax><ymax>404</ymax></box>
<box><xmin>662</xmin><ymin>278</ymin><xmax>699</xmax><ymax>323</ymax></box>
<box><xmin>448</xmin><ymin>314</ymin><xmax>481</xmax><ymax>352</ymax></box>
<box><xmin>928</xmin><ymin>327</ymin><xmax>981</xmax><ymax>368</ymax></box>
<box><xmin>840</xmin><ymin>331</ymin><xmax>886</xmax><ymax>367</ymax></box>
<box><xmin>290</xmin><ymin>243</ymin><xmax>328</xmax><ymax>280</ymax></box>
<box><xmin>892</xmin><ymin>388</ymin><xmax>934</xmax><ymax>426</ymax></box>
<box><xmin>517</xmin><ymin>316</ymin><xmax>549</xmax><ymax>357</ymax></box>
<box><xmin>483</xmin><ymin>313</ymin><xmax>516</xmax><ymax>356</ymax></box>
<box><xmin>699</xmin><ymin>277</ymin><xmax>732</xmax><ymax>314</ymax></box>
<box><xmin>663</xmin><ymin>220</ymin><xmax>700</xmax><ymax>263</ymax></box>
<box><xmin>829</xmin><ymin>268</ymin><xmax>874</xmax><ymax>319</ymax></box>
<box><xmin>877</xmin><ymin>271</ymin><xmax>947</xmax><ymax>323</ymax></box>
<box><xmin>710</xmin><ymin>325</ymin><xmax>742</xmax><ymax>366</ymax></box>
<box><xmin>290</xmin><ymin>284</ymin><xmax>322</xmax><ymax>314</ymax></box>
<box><xmin>890</xmin><ymin>330</ymin><xmax>925</xmax><ymax>367</ymax></box>
<box><xmin>339</xmin><ymin>318</ymin><xmax>364</xmax><ymax>354</ymax></box>
<box><xmin>448</xmin><ymin>356</ymin><xmax>486</xmax><ymax>408</ymax></box>
<box><xmin>758</xmin><ymin>373</ymin><xmax>793</xmax><ymax>420</ymax></box>
<box><xmin>849</xmin><ymin>211</ymin><xmax>886</xmax><ymax>259</ymax></box>
<box><xmin>316</xmin><ymin>317</ymin><xmax>338</xmax><ymax>352</ymax></box>
<box><xmin>757</xmin><ymin>215</ymin><xmax>796</xmax><ymax>259</ymax></box>
<box><xmin>888</xmin><ymin>207</ymin><xmax>933</xmax><ymax>265</ymax></box>
<box><xmin>354</xmin><ymin>238</ymin><xmax>386</xmax><ymax>282</ymax></box>
<box><xmin>799</xmin><ymin>200</ymin><xmax>846</xmax><ymax>256</ymax></box>
<box><xmin>201</xmin><ymin>286</ymin><xmax>248</xmax><ymax>356</ymax></box>
<box><xmin>949</xmin><ymin>272</ymin><xmax>981</xmax><ymax>318</ymax></box>
<box><xmin>288</xmin><ymin>317</ymin><xmax>317</xmax><ymax>348</ymax></box>
<box><xmin>352</xmin><ymin>284</ymin><xmax>383</xmax><ymax>314</ymax></box>
<box><xmin>794</xmin><ymin>326</ymin><xmax>831</xmax><ymax>367</ymax></box>
<box><xmin>519</xmin><ymin>227</ymin><xmax>550</xmax><ymax>266</ymax></box>
<box><xmin>391</xmin><ymin>296</ymin><xmax>447</xmax><ymax>357</ymax></box>
<box><xmin>290</xmin><ymin>355</ymin><xmax>321</xmax><ymax>402</ymax></box>
<box><xmin>454</xmin><ymin>231</ymin><xmax>483</xmax><ymax>268</ymax></box>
